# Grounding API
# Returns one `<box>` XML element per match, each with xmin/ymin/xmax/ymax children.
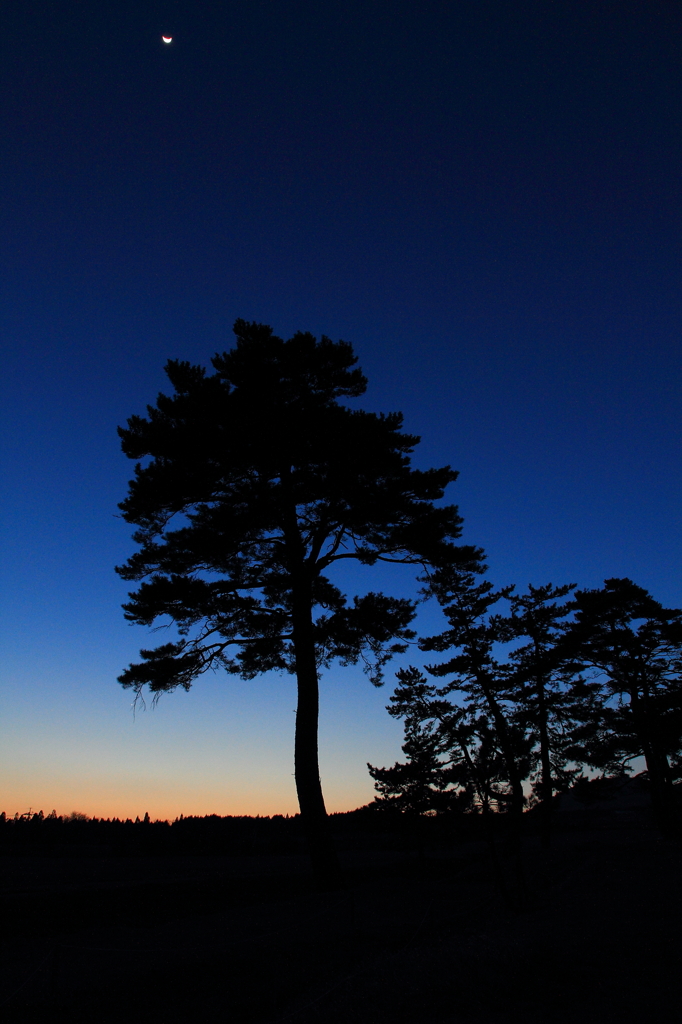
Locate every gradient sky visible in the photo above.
<box><xmin>2</xmin><ymin>1</ymin><xmax>681</xmax><ymax>819</ymax></box>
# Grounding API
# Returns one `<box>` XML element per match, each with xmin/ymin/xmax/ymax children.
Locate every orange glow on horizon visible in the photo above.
<box><xmin>0</xmin><ymin>777</ymin><xmax>370</xmax><ymax>822</ymax></box>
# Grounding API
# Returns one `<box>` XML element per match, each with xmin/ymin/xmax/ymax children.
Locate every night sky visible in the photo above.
<box><xmin>2</xmin><ymin>1</ymin><xmax>681</xmax><ymax>818</ymax></box>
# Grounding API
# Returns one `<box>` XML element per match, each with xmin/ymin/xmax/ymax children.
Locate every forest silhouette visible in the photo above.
<box><xmin>3</xmin><ymin>323</ymin><xmax>680</xmax><ymax>1022</ymax></box>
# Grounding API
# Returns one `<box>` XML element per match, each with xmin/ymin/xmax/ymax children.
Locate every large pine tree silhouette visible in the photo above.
<box><xmin>116</xmin><ymin>320</ymin><xmax>480</xmax><ymax>884</ymax></box>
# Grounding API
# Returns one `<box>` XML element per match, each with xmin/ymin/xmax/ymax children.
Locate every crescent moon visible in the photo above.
<box><xmin>162</xmin><ymin>36</ymin><xmax>172</xmax><ymax>43</ymax></box>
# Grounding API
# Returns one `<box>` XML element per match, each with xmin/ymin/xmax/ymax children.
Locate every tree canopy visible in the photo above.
<box><xmin>565</xmin><ymin>578</ymin><xmax>682</xmax><ymax>834</ymax></box>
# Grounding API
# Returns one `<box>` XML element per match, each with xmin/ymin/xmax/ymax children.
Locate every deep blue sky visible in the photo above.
<box><xmin>1</xmin><ymin>1</ymin><xmax>681</xmax><ymax>817</ymax></box>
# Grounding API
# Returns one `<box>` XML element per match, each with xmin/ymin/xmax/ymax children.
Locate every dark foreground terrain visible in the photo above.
<box><xmin>1</xmin><ymin>793</ymin><xmax>679</xmax><ymax>1023</ymax></box>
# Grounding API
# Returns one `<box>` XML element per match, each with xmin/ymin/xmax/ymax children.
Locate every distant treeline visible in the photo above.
<box><xmin>0</xmin><ymin>809</ymin><xmax>305</xmax><ymax>856</ymax></box>
<box><xmin>0</xmin><ymin>805</ymin><xmax>433</xmax><ymax>857</ymax></box>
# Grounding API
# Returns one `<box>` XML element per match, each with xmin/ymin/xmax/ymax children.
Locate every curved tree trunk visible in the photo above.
<box><xmin>291</xmin><ymin>574</ymin><xmax>344</xmax><ymax>888</ymax></box>
<box><xmin>631</xmin><ymin>689</ymin><xmax>676</xmax><ymax>838</ymax></box>
<box><xmin>536</xmin><ymin>673</ymin><xmax>554</xmax><ymax>847</ymax></box>
<box><xmin>478</xmin><ymin>676</ymin><xmax>525</xmax><ymax>818</ymax></box>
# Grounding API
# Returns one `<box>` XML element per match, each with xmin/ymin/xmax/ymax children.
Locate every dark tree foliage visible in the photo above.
<box><xmin>368</xmin><ymin>668</ymin><xmax>476</xmax><ymax>814</ymax></box>
<box><xmin>370</xmin><ymin>589</ymin><xmax>598</xmax><ymax>831</ymax></box>
<box><xmin>502</xmin><ymin>584</ymin><xmax>602</xmax><ymax>835</ymax></box>
<box><xmin>116</xmin><ymin>320</ymin><xmax>480</xmax><ymax>884</ymax></box>
<box><xmin>368</xmin><ymin>666</ymin><xmax>510</xmax><ymax>815</ymax></box>
<box><xmin>419</xmin><ymin>566</ymin><xmax>530</xmax><ymax>817</ymax></box>
<box><xmin>370</xmin><ymin>568</ymin><xmax>682</xmax><ymax>841</ymax></box>
<box><xmin>368</xmin><ymin>727</ymin><xmax>462</xmax><ymax>815</ymax></box>
<box><xmin>565</xmin><ymin>578</ymin><xmax>682</xmax><ymax>835</ymax></box>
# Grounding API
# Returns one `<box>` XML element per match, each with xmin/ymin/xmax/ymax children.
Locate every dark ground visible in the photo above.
<box><xmin>1</xmin><ymin>799</ymin><xmax>679</xmax><ymax>1023</ymax></box>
